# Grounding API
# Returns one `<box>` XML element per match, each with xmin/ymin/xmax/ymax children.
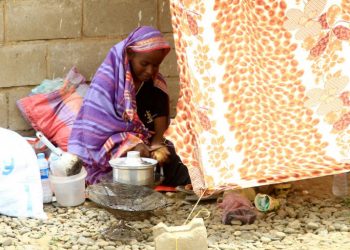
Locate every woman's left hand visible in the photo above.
<box><xmin>151</xmin><ymin>146</ymin><xmax>170</xmax><ymax>165</ymax></box>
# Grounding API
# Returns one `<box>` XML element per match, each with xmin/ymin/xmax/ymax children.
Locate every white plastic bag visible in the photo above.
<box><xmin>0</xmin><ymin>128</ymin><xmax>46</xmax><ymax>219</ymax></box>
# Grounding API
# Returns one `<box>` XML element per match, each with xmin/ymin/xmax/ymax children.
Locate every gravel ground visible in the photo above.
<box><xmin>1</xmin><ymin>176</ymin><xmax>350</xmax><ymax>250</ymax></box>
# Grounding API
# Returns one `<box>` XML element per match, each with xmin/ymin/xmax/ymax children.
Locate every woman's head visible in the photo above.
<box><xmin>126</xmin><ymin>26</ymin><xmax>171</xmax><ymax>83</ymax></box>
<box><xmin>127</xmin><ymin>48</ymin><xmax>168</xmax><ymax>83</ymax></box>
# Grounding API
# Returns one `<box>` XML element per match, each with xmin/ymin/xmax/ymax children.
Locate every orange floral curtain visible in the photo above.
<box><xmin>166</xmin><ymin>0</ymin><xmax>350</xmax><ymax>194</ymax></box>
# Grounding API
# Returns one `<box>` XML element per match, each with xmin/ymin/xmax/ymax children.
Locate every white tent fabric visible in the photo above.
<box><xmin>166</xmin><ymin>0</ymin><xmax>350</xmax><ymax>194</ymax></box>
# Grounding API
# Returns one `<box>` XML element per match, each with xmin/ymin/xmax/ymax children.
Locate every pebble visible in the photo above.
<box><xmin>87</xmin><ymin>246</ymin><xmax>99</xmax><ymax>250</ymax></box>
<box><xmin>277</xmin><ymin>209</ymin><xmax>288</xmax><ymax>219</ymax></box>
<box><xmin>284</xmin><ymin>228</ymin><xmax>297</xmax><ymax>234</ymax></box>
<box><xmin>218</xmin><ymin>243</ymin><xmax>235</xmax><ymax>249</ymax></box>
<box><xmin>97</xmin><ymin>240</ymin><xmax>109</xmax><ymax>247</ymax></box>
<box><xmin>77</xmin><ymin>236</ymin><xmax>94</xmax><ymax>246</ymax></box>
<box><xmin>334</xmin><ymin>223</ymin><xmax>342</xmax><ymax>230</ymax></box>
<box><xmin>340</xmin><ymin>225</ymin><xmax>348</xmax><ymax>232</ymax></box>
<box><xmin>29</xmin><ymin>232</ymin><xmax>43</xmax><ymax>239</ymax></box>
<box><xmin>307</xmin><ymin>222</ymin><xmax>319</xmax><ymax>230</ymax></box>
<box><xmin>285</xmin><ymin>207</ymin><xmax>297</xmax><ymax>218</ymax></box>
<box><xmin>231</xmin><ymin>220</ymin><xmax>242</xmax><ymax>225</ymax></box>
<box><xmin>233</xmin><ymin>231</ymin><xmax>241</xmax><ymax>236</ymax></box>
<box><xmin>104</xmin><ymin>246</ymin><xmax>116</xmax><ymax>250</ymax></box>
<box><xmin>282</xmin><ymin>238</ymin><xmax>294</xmax><ymax>245</ymax></box>
<box><xmin>165</xmin><ymin>192</ymin><xmax>176</xmax><ymax>198</ymax></box>
<box><xmin>275</xmin><ymin>232</ymin><xmax>286</xmax><ymax>239</ymax></box>
<box><xmin>2</xmin><ymin>238</ymin><xmax>13</xmax><ymax>246</ymax></box>
<box><xmin>0</xmin><ymin>187</ymin><xmax>349</xmax><ymax>249</ymax></box>
<box><xmin>261</xmin><ymin>236</ymin><xmax>271</xmax><ymax>243</ymax></box>
<box><xmin>82</xmin><ymin>231</ymin><xmax>91</xmax><ymax>237</ymax></box>
<box><xmin>317</xmin><ymin>229</ymin><xmax>328</xmax><ymax>236</ymax></box>
<box><xmin>240</xmin><ymin>224</ymin><xmax>258</xmax><ymax>230</ymax></box>
<box><xmin>18</xmin><ymin>228</ymin><xmax>30</xmax><ymax>235</ymax></box>
<box><xmin>288</xmin><ymin>220</ymin><xmax>301</xmax><ymax>229</ymax></box>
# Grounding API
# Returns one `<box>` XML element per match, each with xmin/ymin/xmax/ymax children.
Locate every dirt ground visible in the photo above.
<box><xmin>1</xmin><ymin>174</ymin><xmax>349</xmax><ymax>250</ymax></box>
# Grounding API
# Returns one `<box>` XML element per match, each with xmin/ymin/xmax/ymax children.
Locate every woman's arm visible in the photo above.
<box><xmin>151</xmin><ymin>116</ymin><xmax>169</xmax><ymax>146</ymax></box>
<box><xmin>151</xmin><ymin>116</ymin><xmax>170</xmax><ymax>164</ymax></box>
<box><xmin>132</xmin><ymin>116</ymin><xmax>168</xmax><ymax>159</ymax></box>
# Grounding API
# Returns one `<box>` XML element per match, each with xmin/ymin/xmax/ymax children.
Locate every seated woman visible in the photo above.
<box><xmin>68</xmin><ymin>26</ymin><xmax>190</xmax><ymax>186</ymax></box>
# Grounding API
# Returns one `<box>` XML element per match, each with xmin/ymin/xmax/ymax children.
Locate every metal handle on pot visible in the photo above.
<box><xmin>36</xmin><ymin>131</ymin><xmax>63</xmax><ymax>156</ymax></box>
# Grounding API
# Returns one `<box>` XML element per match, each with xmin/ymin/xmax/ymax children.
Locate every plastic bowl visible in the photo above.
<box><xmin>49</xmin><ymin>168</ymin><xmax>87</xmax><ymax>207</ymax></box>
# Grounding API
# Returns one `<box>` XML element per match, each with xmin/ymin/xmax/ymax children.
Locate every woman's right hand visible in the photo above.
<box><xmin>132</xmin><ymin>143</ymin><xmax>150</xmax><ymax>158</ymax></box>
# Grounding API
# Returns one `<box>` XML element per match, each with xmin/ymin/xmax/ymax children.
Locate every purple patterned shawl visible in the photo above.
<box><xmin>68</xmin><ymin>26</ymin><xmax>170</xmax><ymax>184</ymax></box>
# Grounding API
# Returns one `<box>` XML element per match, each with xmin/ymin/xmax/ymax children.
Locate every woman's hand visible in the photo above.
<box><xmin>151</xmin><ymin>146</ymin><xmax>170</xmax><ymax>165</ymax></box>
<box><xmin>132</xmin><ymin>143</ymin><xmax>150</xmax><ymax>158</ymax></box>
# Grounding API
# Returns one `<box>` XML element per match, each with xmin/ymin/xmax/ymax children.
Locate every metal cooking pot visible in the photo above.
<box><xmin>109</xmin><ymin>151</ymin><xmax>158</xmax><ymax>186</ymax></box>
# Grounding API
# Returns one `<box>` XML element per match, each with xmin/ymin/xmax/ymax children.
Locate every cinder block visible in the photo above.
<box><xmin>164</xmin><ymin>34</ymin><xmax>175</xmax><ymax>47</ymax></box>
<box><xmin>158</xmin><ymin>0</ymin><xmax>173</xmax><ymax>33</ymax></box>
<box><xmin>6</xmin><ymin>0</ymin><xmax>81</xmax><ymax>41</ymax></box>
<box><xmin>0</xmin><ymin>2</ymin><xmax>4</xmax><ymax>44</ymax></box>
<box><xmin>0</xmin><ymin>92</ymin><xmax>8</xmax><ymax>128</ymax></box>
<box><xmin>8</xmin><ymin>87</ymin><xmax>32</xmax><ymax>131</ymax></box>
<box><xmin>161</xmin><ymin>49</ymin><xmax>178</xmax><ymax>77</ymax></box>
<box><xmin>153</xmin><ymin>218</ymin><xmax>208</xmax><ymax>250</ymax></box>
<box><xmin>83</xmin><ymin>0</ymin><xmax>157</xmax><ymax>37</ymax></box>
<box><xmin>165</xmin><ymin>77</ymin><xmax>179</xmax><ymax>118</ymax></box>
<box><xmin>47</xmin><ymin>39</ymin><xmax>119</xmax><ymax>80</ymax></box>
<box><xmin>0</xmin><ymin>44</ymin><xmax>47</xmax><ymax>87</ymax></box>
<box><xmin>160</xmin><ymin>34</ymin><xmax>178</xmax><ymax>77</ymax></box>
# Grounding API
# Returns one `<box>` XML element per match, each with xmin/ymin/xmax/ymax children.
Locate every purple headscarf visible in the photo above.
<box><xmin>68</xmin><ymin>26</ymin><xmax>170</xmax><ymax>184</ymax></box>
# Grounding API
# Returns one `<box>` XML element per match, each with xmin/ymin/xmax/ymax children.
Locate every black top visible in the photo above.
<box><xmin>136</xmin><ymin>80</ymin><xmax>169</xmax><ymax>132</ymax></box>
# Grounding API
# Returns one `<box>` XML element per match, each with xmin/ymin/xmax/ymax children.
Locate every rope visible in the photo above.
<box><xmin>183</xmin><ymin>188</ymin><xmax>208</xmax><ymax>225</ymax></box>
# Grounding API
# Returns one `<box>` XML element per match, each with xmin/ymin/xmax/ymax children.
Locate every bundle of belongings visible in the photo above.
<box><xmin>17</xmin><ymin>67</ymin><xmax>88</xmax><ymax>151</ymax></box>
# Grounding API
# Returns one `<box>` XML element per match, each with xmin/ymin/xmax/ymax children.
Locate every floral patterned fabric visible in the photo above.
<box><xmin>166</xmin><ymin>0</ymin><xmax>350</xmax><ymax>194</ymax></box>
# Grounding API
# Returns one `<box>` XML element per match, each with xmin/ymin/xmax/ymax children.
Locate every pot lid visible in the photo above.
<box><xmin>109</xmin><ymin>151</ymin><xmax>157</xmax><ymax>168</ymax></box>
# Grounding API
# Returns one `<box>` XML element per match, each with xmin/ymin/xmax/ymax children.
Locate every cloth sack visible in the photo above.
<box><xmin>218</xmin><ymin>192</ymin><xmax>257</xmax><ymax>225</ymax></box>
<box><xmin>16</xmin><ymin>67</ymin><xmax>88</xmax><ymax>151</ymax></box>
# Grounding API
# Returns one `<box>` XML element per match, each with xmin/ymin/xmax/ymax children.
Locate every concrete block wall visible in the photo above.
<box><xmin>0</xmin><ymin>0</ymin><xmax>178</xmax><ymax>134</ymax></box>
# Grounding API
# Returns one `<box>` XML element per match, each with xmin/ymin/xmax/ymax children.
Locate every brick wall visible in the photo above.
<box><xmin>0</xmin><ymin>0</ymin><xmax>179</xmax><ymax>134</ymax></box>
